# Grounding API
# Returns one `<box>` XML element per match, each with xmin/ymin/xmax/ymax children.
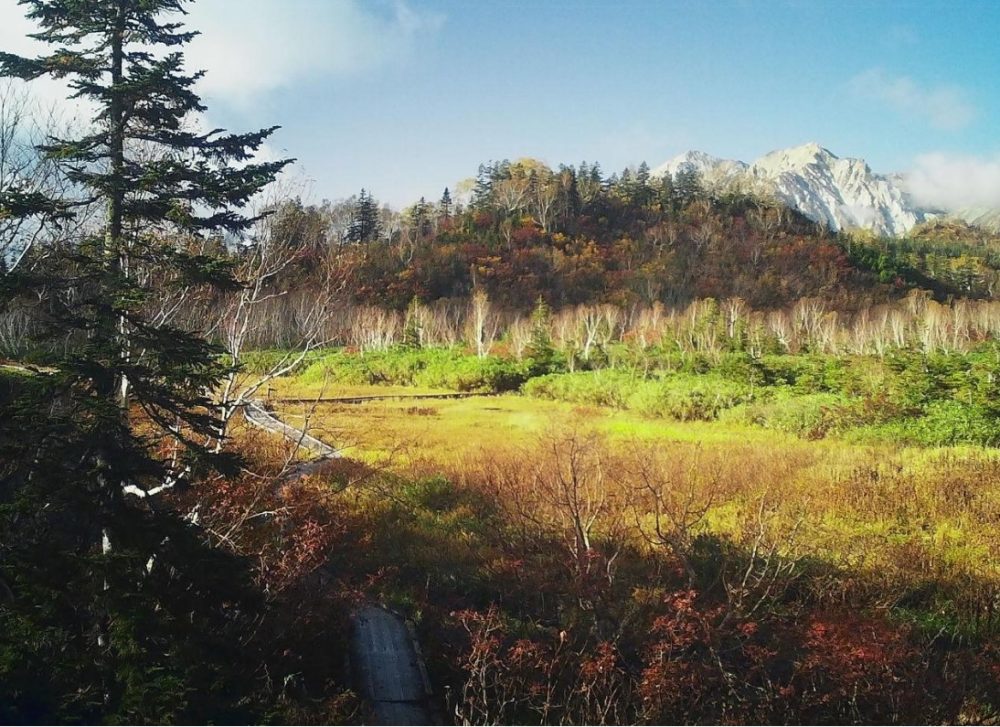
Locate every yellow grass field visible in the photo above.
<box><xmin>263</xmin><ymin>378</ymin><xmax>1000</xmax><ymax>627</ymax></box>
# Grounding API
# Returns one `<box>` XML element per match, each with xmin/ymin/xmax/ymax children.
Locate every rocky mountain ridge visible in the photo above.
<box><xmin>652</xmin><ymin>143</ymin><xmax>933</xmax><ymax>237</ymax></box>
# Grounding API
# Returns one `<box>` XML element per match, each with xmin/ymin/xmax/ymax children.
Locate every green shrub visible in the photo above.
<box><xmin>713</xmin><ymin>353</ymin><xmax>768</xmax><ymax>387</ymax></box>
<box><xmin>523</xmin><ymin>371</ymin><xmax>753</xmax><ymax>421</ymax></box>
<box><xmin>626</xmin><ymin>374</ymin><xmax>753</xmax><ymax>421</ymax></box>
<box><xmin>434</xmin><ymin>356</ymin><xmax>528</xmax><ymax>393</ymax></box>
<box><xmin>237</xmin><ymin>349</ymin><xmax>324</xmax><ymax>376</ymax></box>
<box><xmin>722</xmin><ymin>391</ymin><xmax>857</xmax><ymax>438</ymax></box>
<box><xmin>854</xmin><ymin>401</ymin><xmax>1000</xmax><ymax>447</ymax></box>
<box><xmin>755</xmin><ymin>354</ymin><xmax>855</xmax><ymax>392</ymax></box>
<box><xmin>522</xmin><ymin>370</ymin><xmax>634</xmax><ymax>408</ymax></box>
<box><xmin>298</xmin><ymin>347</ymin><xmax>529</xmax><ymax>393</ymax></box>
<box><xmin>298</xmin><ymin>350</ymin><xmax>374</xmax><ymax>386</ymax></box>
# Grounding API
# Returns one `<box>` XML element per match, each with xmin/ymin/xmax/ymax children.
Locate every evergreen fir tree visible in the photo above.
<box><xmin>409</xmin><ymin>196</ymin><xmax>432</xmax><ymax>238</ymax></box>
<box><xmin>527</xmin><ymin>169</ymin><xmax>539</xmax><ymax>208</ymax></box>
<box><xmin>577</xmin><ymin>160</ymin><xmax>600</xmax><ymax>206</ymax></box>
<box><xmin>674</xmin><ymin>168</ymin><xmax>705</xmax><ymax>207</ymax></box>
<box><xmin>439</xmin><ymin>186</ymin><xmax>452</xmax><ymax>220</ymax></box>
<box><xmin>402</xmin><ymin>296</ymin><xmax>423</xmax><ymax>348</ymax></box>
<box><xmin>658</xmin><ymin>171</ymin><xmax>676</xmax><ymax>212</ymax></box>
<box><xmin>346</xmin><ymin>188</ymin><xmax>382</xmax><ymax>243</ymax></box>
<box><xmin>590</xmin><ymin>162</ymin><xmax>604</xmax><ymax>188</ymax></box>
<box><xmin>472</xmin><ymin>162</ymin><xmax>494</xmax><ymax>211</ymax></box>
<box><xmin>637</xmin><ymin>161</ymin><xmax>651</xmax><ymax>187</ymax></box>
<box><xmin>525</xmin><ymin>296</ymin><xmax>556</xmax><ymax>373</ymax></box>
<box><xmin>0</xmin><ymin>0</ymin><xmax>290</xmax><ymax>719</ymax></box>
<box><xmin>636</xmin><ymin>161</ymin><xmax>653</xmax><ymax>207</ymax></box>
<box><xmin>559</xmin><ymin>165</ymin><xmax>581</xmax><ymax>228</ymax></box>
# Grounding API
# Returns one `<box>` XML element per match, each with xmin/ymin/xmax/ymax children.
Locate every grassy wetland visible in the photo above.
<box><xmin>238</xmin><ymin>333</ymin><xmax>1000</xmax><ymax>724</ymax></box>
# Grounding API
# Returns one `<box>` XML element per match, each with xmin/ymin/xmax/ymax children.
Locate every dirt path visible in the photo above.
<box><xmin>242</xmin><ymin>401</ymin><xmax>436</xmax><ymax>725</ymax></box>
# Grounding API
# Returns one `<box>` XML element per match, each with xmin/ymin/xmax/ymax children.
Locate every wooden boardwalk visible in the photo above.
<box><xmin>269</xmin><ymin>392</ymin><xmax>490</xmax><ymax>405</ymax></box>
<box><xmin>243</xmin><ymin>400</ymin><xmax>341</xmax><ymax>459</ymax></box>
<box><xmin>352</xmin><ymin>605</ymin><xmax>435</xmax><ymax>725</ymax></box>
<box><xmin>242</xmin><ymin>401</ymin><xmax>436</xmax><ymax>724</ymax></box>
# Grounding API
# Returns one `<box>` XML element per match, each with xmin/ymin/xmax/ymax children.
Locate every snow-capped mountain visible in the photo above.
<box><xmin>652</xmin><ymin>142</ymin><xmax>930</xmax><ymax>237</ymax></box>
<box><xmin>654</xmin><ymin>150</ymin><xmax>749</xmax><ymax>187</ymax></box>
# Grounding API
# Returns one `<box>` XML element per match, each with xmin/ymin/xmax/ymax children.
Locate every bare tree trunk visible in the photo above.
<box><xmin>208</xmin><ymin>192</ymin><xmax>349</xmax><ymax>450</ymax></box>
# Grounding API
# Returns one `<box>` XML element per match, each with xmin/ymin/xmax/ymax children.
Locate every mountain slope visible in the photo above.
<box><xmin>653</xmin><ymin>143</ymin><xmax>929</xmax><ymax>237</ymax></box>
<box><xmin>956</xmin><ymin>206</ymin><xmax>1000</xmax><ymax>233</ymax></box>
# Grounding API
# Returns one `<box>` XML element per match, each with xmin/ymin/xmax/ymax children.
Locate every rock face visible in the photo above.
<box><xmin>656</xmin><ymin>150</ymin><xmax>749</xmax><ymax>186</ymax></box>
<box><xmin>956</xmin><ymin>206</ymin><xmax>1000</xmax><ymax>233</ymax></box>
<box><xmin>653</xmin><ymin>142</ymin><xmax>929</xmax><ymax>237</ymax></box>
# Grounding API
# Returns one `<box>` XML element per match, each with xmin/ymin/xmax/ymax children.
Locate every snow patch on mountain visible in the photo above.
<box><xmin>652</xmin><ymin>151</ymin><xmax>748</xmax><ymax>187</ymax></box>
<box><xmin>653</xmin><ymin>142</ymin><xmax>929</xmax><ymax>237</ymax></box>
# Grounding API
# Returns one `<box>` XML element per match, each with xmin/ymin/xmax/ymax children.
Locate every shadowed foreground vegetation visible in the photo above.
<box><xmin>249</xmin><ymin>342</ymin><xmax>1000</xmax><ymax>724</ymax></box>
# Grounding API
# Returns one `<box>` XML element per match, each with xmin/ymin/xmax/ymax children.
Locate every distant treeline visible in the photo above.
<box><xmin>244</xmin><ymin>158</ymin><xmax>1000</xmax><ymax>316</ymax></box>
<box><xmin>8</xmin><ymin>158</ymin><xmax>1000</xmax><ymax>363</ymax></box>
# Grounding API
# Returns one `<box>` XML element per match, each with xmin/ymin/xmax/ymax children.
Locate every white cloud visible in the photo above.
<box><xmin>0</xmin><ymin>8</ymin><xmax>91</xmax><ymax>115</ymax></box>
<box><xmin>906</xmin><ymin>152</ymin><xmax>1000</xmax><ymax>211</ymax></box>
<box><xmin>0</xmin><ymin>9</ymin><xmax>50</xmax><ymax>65</ymax></box>
<box><xmin>184</xmin><ymin>0</ymin><xmax>444</xmax><ymax>106</ymax></box>
<box><xmin>849</xmin><ymin>68</ymin><xmax>976</xmax><ymax>131</ymax></box>
<box><xmin>0</xmin><ymin>0</ymin><xmax>444</xmax><ymax>110</ymax></box>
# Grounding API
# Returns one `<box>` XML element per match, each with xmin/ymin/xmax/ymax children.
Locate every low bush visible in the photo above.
<box><xmin>236</xmin><ymin>348</ymin><xmax>324</xmax><ymax>375</ymax></box>
<box><xmin>522</xmin><ymin>370</ymin><xmax>634</xmax><ymax>408</ymax></box>
<box><xmin>721</xmin><ymin>390</ymin><xmax>857</xmax><ymax>438</ymax></box>
<box><xmin>524</xmin><ymin>370</ymin><xmax>754</xmax><ymax>421</ymax></box>
<box><xmin>626</xmin><ymin>374</ymin><xmax>753</xmax><ymax>420</ymax></box>
<box><xmin>298</xmin><ymin>347</ymin><xmax>530</xmax><ymax>393</ymax></box>
<box><xmin>853</xmin><ymin>400</ymin><xmax>1000</xmax><ymax>447</ymax></box>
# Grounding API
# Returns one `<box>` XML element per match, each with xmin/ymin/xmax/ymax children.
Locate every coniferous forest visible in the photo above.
<box><xmin>1</xmin><ymin>1</ymin><xmax>1000</xmax><ymax>725</ymax></box>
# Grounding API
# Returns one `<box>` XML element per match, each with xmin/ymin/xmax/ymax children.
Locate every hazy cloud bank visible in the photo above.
<box><xmin>0</xmin><ymin>0</ymin><xmax>444</xmax><ymax>109</ymax></box>
<box><xmin>906</xmin><ymin>152</ymin><xmax>1000</xmax><ymax>211</ymax></box>
<box><xmin>186</xmin><ymin>0</ymin><xmax>445</xmax><ymax>106</ymax></box>
<box><xmin>850</xmin><ymin>68</ymin><xmax>976</xmax><ymax>131</ymax></box>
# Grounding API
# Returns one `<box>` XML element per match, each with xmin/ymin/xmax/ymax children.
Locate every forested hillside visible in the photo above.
<box><xmin>260</xmin><ymin>158</ymin><xmax>1000</xmax><ymax>315</ymax></box>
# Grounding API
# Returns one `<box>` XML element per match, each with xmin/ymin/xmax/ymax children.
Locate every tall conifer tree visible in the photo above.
<box><xmin>439</xmin><ymin>186</ymin><xmax>452</xmax><ymax>220</ymax></box>
<box><xmin>346</xmin><ymin>188</ymin><xmax>381</xmax><ymax>243</ymax></box>
<box><xmin>0</xmin><ymin>0</ymin><xmax>291</xmax><ymax>719</ymax></box>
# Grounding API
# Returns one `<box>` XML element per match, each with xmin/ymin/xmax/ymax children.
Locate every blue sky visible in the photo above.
<box><xmin>2</xmin><ymin>0</ymin><xmax>999</xmax><ymax>208</ymax></box>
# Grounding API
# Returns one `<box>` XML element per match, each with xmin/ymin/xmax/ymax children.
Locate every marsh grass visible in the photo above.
<box><xmin>277</xmin><ymin>423</ymin><xmax>999</xmax><ymax>723</ymax></box>
<box><xmin>265</xmin><ymin>377</ymin><xmax>1000</xmax><ymax>638</ymax></box>
<box><xmin>226</xmin><ymin>348</ymin><xmax>1000</xmax><ymax>722</ymax></box>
